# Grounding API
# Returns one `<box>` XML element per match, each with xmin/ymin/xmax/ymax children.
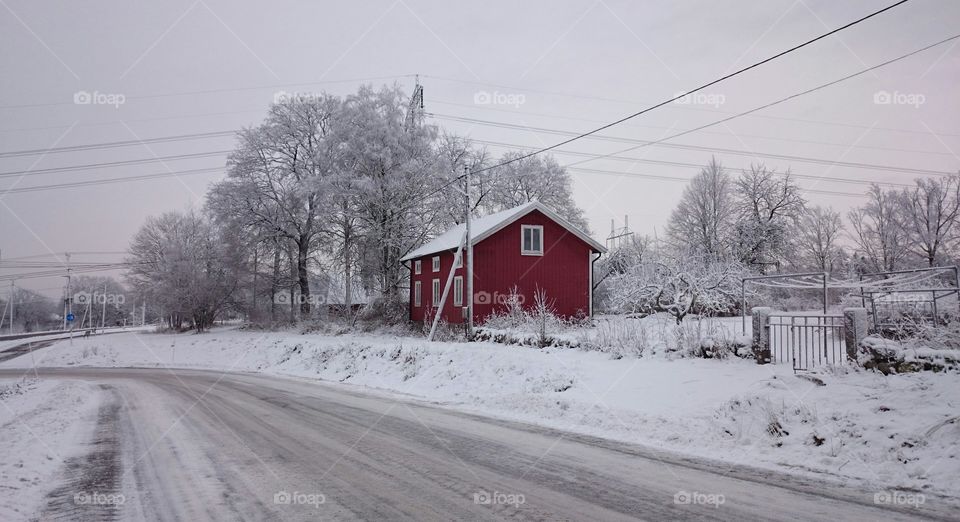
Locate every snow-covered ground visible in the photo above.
<box><xmin>2</xmin><ymin>322</ymin><xmax>958</xmax><ymax>502</ymax></box>
<box><xmin>0</xmin><ymin>326</ymin><xmax>155</xmax><ymax>354</ymax></box>
<box><xmin>0</xmin><ymin>377</ymin><xmax>103</xmax><ymax>520</ymax></box>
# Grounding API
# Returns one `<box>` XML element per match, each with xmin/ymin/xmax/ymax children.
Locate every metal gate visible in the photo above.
<box><xmin>767</xmin><ymin>314</ymin><xmax>846</xmax><ymax>371</ymax></box>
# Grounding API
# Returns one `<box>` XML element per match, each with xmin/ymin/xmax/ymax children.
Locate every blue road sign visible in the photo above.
<box><xmin>66</xmin><ymin>313</ymin><xmax>75</xmax><ymax>322</ymax></box>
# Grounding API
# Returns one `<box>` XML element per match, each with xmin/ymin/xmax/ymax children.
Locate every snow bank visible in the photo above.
<box><xmin>4</xmin><ymin>327</ymin><xmax>959</xmax><ymax>500</ymax></box>
<box><xmin>0</xmin><ymin>378</ymin><xmax>103</xmax><ymax>520</ymax></box>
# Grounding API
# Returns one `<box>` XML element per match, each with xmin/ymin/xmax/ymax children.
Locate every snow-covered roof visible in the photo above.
<box><xmin>400</xmin><ymin>201</ymin><xmax>606</xmax><ymax>262</ymax></box>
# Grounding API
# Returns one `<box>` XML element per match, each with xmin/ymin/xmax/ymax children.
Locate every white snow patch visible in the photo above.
<box><xmin>0</xmin><ymin>378</ymin><xmax>103</xmax><ymax>520</ymax></box>
<box><xmin>3</xmin><ymin>326</ymin><xmax>958</xmax><ymax>499</ymax></box>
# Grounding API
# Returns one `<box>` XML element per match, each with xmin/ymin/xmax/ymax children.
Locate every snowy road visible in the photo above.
<box><xmin>4</xmin><ymin>368</ymin><xmax>953</xmax><ymax>521</ymax></box>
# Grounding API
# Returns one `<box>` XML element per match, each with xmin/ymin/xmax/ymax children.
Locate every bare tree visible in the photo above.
<box><xmin>666</xmin><ymin>157</ymin><xmax>736</xmax><ymax>258</ymax></box>
<box><xmin>848</xmin><ymin>184</ymin><xmax>907</xmax><ymax>272</ymax></box>
<box><xmin>482</xmin><ymin>151</ymin><xmax>589</xmax><ymax>232</ymax></box>
<box><xmin>896</xmin><ymin>175</ymin><xmax>960</xmax><ymax>267</ymax></box>
<box><xmin>208</xmin><ymin>95</ymin><xmax>341</xmax><ymax>316</ymax></box>
<box><xmin>608</xmin><ymin>245</ymin><xmax>746</xmax><ymax>324</ymax></box>
<box><xmin>734</xmin><ymin>164</ymin><xmax>806</xmax><ymax>270</ymax></box>
<box><xmin>796</xmin><ymin>206</ymin><xmax>844</xmax><ymax>272</ymax></box>
<box><xmin>127</xmin><ymin>210</ymin><xmax>236</xmax><ymax>332</ymax></box>
<box><xmin>342</xmin><ymin>85</ymin><xmax>447</xmax><ymax>297</ymax></box>
<box><xmin>0</xmin><ymin>288</ymin><xmax>57</xmax><ymax>333</ymax></box>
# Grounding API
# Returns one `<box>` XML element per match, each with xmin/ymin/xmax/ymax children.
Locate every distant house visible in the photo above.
<box><xmin>401</xmin><ymin>201</ymin><xmax>607</xmax><ymax>325</ymax></box>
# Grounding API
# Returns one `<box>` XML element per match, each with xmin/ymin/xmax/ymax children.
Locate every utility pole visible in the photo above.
<box><xmin>100</xmin><ymin>283</ymin><xmax>107</xmax><ymax>329</ymax></box>
<box><xmin>141</xmin><ymin>299</ymin><xmax>146</xmax><ymax>326</ymax></box>
<box><xmin>8</xmin><ymin>280</ymin><xmax>14</xmax><ymax>335</ymax></box>
<box><xmin>65</xmin><ymin>252</ymin><xmax>72</xmax><ymax>330</ymax></box>
<box><xmin>465</xmin><ymin>166</ymin><xmax>474</xmax><ymax>339</ymax></box>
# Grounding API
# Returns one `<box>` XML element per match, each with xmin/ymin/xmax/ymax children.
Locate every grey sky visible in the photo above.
<box><xmin>1</xmin><ymin>0</ymin><xmax>958</xmax><ymax>297</ymax></box>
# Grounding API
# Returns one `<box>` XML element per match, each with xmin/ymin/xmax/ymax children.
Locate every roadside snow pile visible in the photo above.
<box><xmin>3</xmin><ymin>328</ymin><xmax>959</xmax><ymax>499</ymax></box>
<box><xmin>710</xmin><ymin>368</ymin><xmax>960</xmax><ymax>496</ymax></box>
<box><xmin>0</xmin><ymin>378</ymin><xmax>103</xmax><ymax>521</ymax></box>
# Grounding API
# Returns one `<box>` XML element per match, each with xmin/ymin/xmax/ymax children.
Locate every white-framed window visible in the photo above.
<box><xmin>432</xmin><ymin>279</ymin><xmax>441</xmax><ymax>307</ymax></box>
<box><xmin>432</xmin><ymin>256</ymin><xmax>441</xmax><ymax>272</ymax></box>
<box><xmin>414</xmin><ymin>281</ymin><xmax>422</xmax><ymax>307</ymax></box>
<box><xmin>414</xmin><ymin>260</ymin><xmax>421</xmax><ymax>274</ymax></box>
<box><xmin>453</xmin><ymin>276</ymin><xmax>463</xmax><ymax>306</ymax></box>
<box><xmin>454</xmin><ymin>252</ymin><xmax>463</xmax><ymax>269</ymax></box>
<box><xmin>521</xmin><ymin>225</ymin><xmax>544</xmax><ymax>255</ymax></box>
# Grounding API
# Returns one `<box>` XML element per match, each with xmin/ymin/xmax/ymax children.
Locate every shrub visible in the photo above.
<box><xmin>590</xmin><ymin>318</ymin><xmax>649</xmax><ymax>358</ymax></box>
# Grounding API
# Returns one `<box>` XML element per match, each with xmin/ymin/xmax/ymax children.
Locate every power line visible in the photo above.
<box><xmin>468</xmin><ymin>0</ymin><xmax>913</xmax><ymax>176</ymax></box>
<box><xmin>0</xmin><ymin>130</ymin><xmax>236</xmax><ymax>158</ymax></box>
<box><xmin>563</xmin><ymin>33</ymin><xmax>960</xmax><ymax>170</ymax></box>
<box><xmin>0</xmin><ymin>151</ymin><xmax>230</xmax><ymax>178</ymax></box>
<box><xmin>430</xmin><ymin>113</ymin><xmax>957</xmax><ymax>177</ymax></box>
<box><xmin>0</xmin><ymin>74</ymin><xmax>418</xmax><ymax>111</ymax></box>
<box><xmin>566</xmin><ymin>167</ymin><xmax>864</xmax><ymax>198</ymax></box>
<box><xmin>1</xmin><ymin>167</ymin><xmax>224</xmax><ymax>195</ymax></box>
<box><xmin>471</xmin><ymin>138</ymin><xmax>912</xmax><ymax>191</ymax></box>
<box><xmin>429</xmin><ymin>98</ymin><xmax>958</xmax><ymax>158</ymax></box>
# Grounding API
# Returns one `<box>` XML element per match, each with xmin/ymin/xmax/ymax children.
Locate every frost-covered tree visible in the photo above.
<box><xmin>0</xmin><ymin>288</ymin><xmax>57</xmax><ymax>333</ymax></box>
<box><xmin>208</xmin><ymin>94</ymin><xmax>342</xmax><ymax>316</ymax></box>
<box><xmin>896</xmin><ymin>174</ymin><xmax>960</xmax><ymax>267</ymax></box>
<box><xmin>67</xmin><ymin>275</ymin><xmax>130</xmax><ymax>327</ymax></box>
<box><xmin>482</xmin><ymin>151</ymin><xmax>588</xmax><ymax>232</ymax></box>
<box><xmin>666</xmin><ymin>157</ymin><xmax>735</xmax><ymax>258</ymax></box>
<box><xmin>127</xmin><ymin>210</ymin><xmax>236</xmax><ymax>332</ymax></box>
<box><xmin>733</xmin><ymin>165</ymin><xmax>805</xmax><ymax>270</ymax></box>
<box><xmin>607</xmin><ymin>244</ymin><xmax>746</xmax><ymax>323</ymax></box>
<box><xmin>340</xmin><ymin>85</ymin><xmax>448</xmax><ymax>296</ymax></box>
<box><xmin>848</xmin><ymin>184</ymin><xmax>907</xmax><ymax>272</ymax></box>
<box><xmin>796</xmin><ymin>206</ymin><xmax>844</xmax><ymax>273</ymax></box>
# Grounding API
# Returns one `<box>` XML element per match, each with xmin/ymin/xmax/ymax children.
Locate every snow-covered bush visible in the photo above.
<box><xmin>606</xmin><ymin>247</ymin><xmax>748</xmax><ymax>324</ymax></box>
<box><xmin>359</xmin><ymin>295</ymin><xmax>408</xmax><ymax>326</ymax></box>
<box><xmin>669</xmin><ymin>317</ymin><xmax>748</xmax><ymax>359</ymax></box>
<box><xmin>587</xmin><ymin>318</ymin><xmax>649</xmax><ymax>359</ymax></box>
<box><xmin>481</xmin><ymin>287</ymin><xmax>569</xmax><ymax>348</ymax></box>
<box><xmin>859</xmin><ymin>322</ymin><xmax>960</xmax><ymax>373</ymax></box>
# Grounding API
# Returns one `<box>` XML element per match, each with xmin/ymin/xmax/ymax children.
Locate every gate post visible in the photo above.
<box><xmin>843</xmin><ymin>307</ymin><xmax>868</xmax><ymax>363</ymax></box>
<box><xmin>752</xmin><ymin>307</ymin><xmax>772</xmax><ymax>364</ymax></box>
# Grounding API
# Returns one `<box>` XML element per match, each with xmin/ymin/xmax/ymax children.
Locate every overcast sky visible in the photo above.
<box><xmin>1</xmin><ymin>0</ymin><xmax>959</xmax><ymax>297</ymax></box>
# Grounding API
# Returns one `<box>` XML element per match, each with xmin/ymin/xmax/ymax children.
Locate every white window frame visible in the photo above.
<box><xmin>414</xmin><ymin>260</ymin><xmax>421</xmax><ymax>274</ymax></box>
<box><xmin>414</xmin><ymin>281</ymin><xmax>421</xmax><ymax>307</ymax></box>
<box><xmin>521</xmin><ymin>225</ymin><xmax>544</xmax><ymax>256</ymax></box>
<box><xmin>453</xmin><ymin>252</ymin><xmax>463</xmax><ymax>269</ymax></box>
<box><xmin>432</xmin><ymin>256</ymin><xmax>441</xmax><ymax>272</ymax></box>
<box><xmin>432</xmin><ymin>279</ymin><xmax>440</xmax><ymax>307</ymax></box>
<box><xmin>453</xmin><ymin>276</ymin><xmax>463</xmax><ymax>307</ymax></box>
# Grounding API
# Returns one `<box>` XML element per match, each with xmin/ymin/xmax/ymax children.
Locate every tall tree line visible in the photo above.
<box><xmin>126</xmin><ymin>84</ymin><xmax>587</xmax><ymax>328</ymax></box>
<box><xmin>666</xmin><ymin>157</ymin><xmax>960</xmax><ymax>274</ymax></box>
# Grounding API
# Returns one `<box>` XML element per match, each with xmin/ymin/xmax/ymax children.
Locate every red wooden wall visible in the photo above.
<box><xmin>408</xmin><ymin>210</ymin><xmax>597</xmax><ymax>325</ymax></box>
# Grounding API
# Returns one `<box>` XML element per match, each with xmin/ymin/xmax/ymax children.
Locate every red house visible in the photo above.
<box><xmin>401</xmin><ymin>201</ymin><xmax>607</xmax><ymax>325</ymax></box>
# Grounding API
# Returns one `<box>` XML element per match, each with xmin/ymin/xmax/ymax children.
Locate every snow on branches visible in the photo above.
<box><xmin>608</xmin><ymin>247</ymin><xmax>747</xmax><ymax>324</ymax></box>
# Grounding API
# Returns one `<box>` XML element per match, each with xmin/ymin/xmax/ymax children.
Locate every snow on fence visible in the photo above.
<box><xmin>752</xmin><ymin>307</ymin><xmax>867</xmax><ymax>371</ymax></box>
